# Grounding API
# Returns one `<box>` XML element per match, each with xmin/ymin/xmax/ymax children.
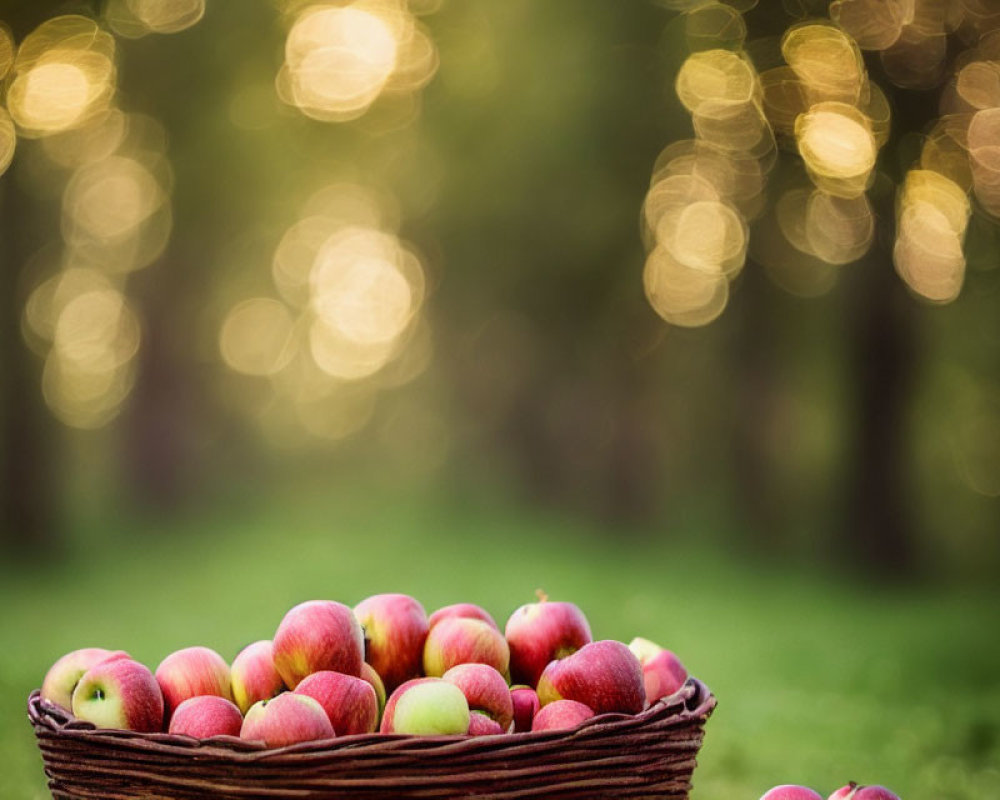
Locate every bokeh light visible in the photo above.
<box><xmin>644</xmin><ymin>7</ymin><xmax>776</xmax><ymax>328</ymax></box>
<box><xmin>0</xmin><ymin>108</ymin><xmax>15</xmax><ymax>177</ymax></box>
<box><xmin>220</xmin><ymin>184</ymin><xmax>430</xmax><ymax>441</ymax></box>
<box><xmin>105</xmin><ymin>0</ymin><xmax>206</xmax><ymax>38</ymax></box>
<box><xmin>23</xmin><ymin>267</ymin><xmax>142</xmax><ymax>429</ymax></box>
<box><xmin>782</xmin><ymin>22</ymin><xmax>865</xmax><ymax>105</ymax></box>
<box><xmin>828</xmin><ymin>0</ymin><xmax>909</xmax><ymax>51</ymax></box>
<box><xmin>61</xmin><ymin>150</ymin><xmax>172</xmax><ymax>274</ymax></box>
<box><xmin>220</xmin><ymin>298</ymin><xmax>297</xmax><ymax>378</ymax></box>
<box><xmin>795</xmin><ymin>102</ymin><xmax>877</xmax><ymax>198</ymax></box>
<box><xmin>41</xmin><ymin>108</ymin><xmax>129</xmax><ymax>169</ymax></box>
<box><xmin>277</xmin><ymin>0</ymin><xmax>438</xmax><ymax>123</ymax></box>
<box><xmin>5</xmin><ymin>16</ymin><xmax>117</xmax><ymax>138</ymax></box>
<box><xmin>0</xmin><ymin>23</ymin><xmax>14</xmax><ymax>81</ymax></box>
<box><xmin>17</xmin><ymin>104</ymin><xmax>174</xmax><ymax>430</ymax></box>
<box><xmin>894</xmin><ymin>169</ymin><xmax>971</xmax><ymax>303</ymax></box>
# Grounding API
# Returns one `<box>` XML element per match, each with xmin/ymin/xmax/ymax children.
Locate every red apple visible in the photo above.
<box><xmin>427</xmin><ymin>603</ymin><xmax>499</xmax><ymax>631</ymax></box>
<box><xmin>829</xmin><ymin>784</ymin><xmax>858</xmax><ymax>800</ymax></box>
<box><xmin>230</xmin><ymin>640</ymin><xmax>284</xmax><ymax>715</ymax></box>
<box><xmin>510</xmin><ymin>685</ymin><xmax>540</xmax><ymax>732</ymax></box>
<box><xmin>71</xmin><ymin>658</ymin><xmax>164</xmax><ymax>732</ymax></box>
<box><xmin>531</xmin><ymin>699</ymin><xmax>594</xmax><ymax>731</ymax></box>
<box><xmin>168</xmin><ymin>695</ymin><xmax>243</xmax><ymax>738</ymax></box>
<box><xmin>423</xmin><ymin>617</ymin><xmax>509</xmax><ymax>677</ymax></box>
<box><xmin>354</xmin><ymin>593</ymin><xmax>429</xmax><ymax>692</ymax></box>
<box><xmin>379</xmin><ymin>677</ymin><xmax>470</xmax><ymax>735</ymax></box>
<box><xmin>505</xmin><ymin>595</ymin><xmax>592</xmax><ymax>687</ymax></box>
<box><xmin>442</xmin><ymin>663</ymin><xmax>514</xmax><ymax>731</ymax></box>
<box><xmin>294</xmin><ymin>671</ymin><xmax>378</xmax><ymax>735</ymax></box>
<box><xmin>41</xmin><ymin>648</ymin><xmax>130</xmax><ymax>711</ymax></box>
<box><xmin>853</xmin><ymin>787</ymin><xmax>901</xmax><ymax>800</ymax></box>
<box><xmin>273</xmin><ymin>600</ymin><xmax>364</xmax><ymax>688</ymax></box>
<box><xmin>536</xmin><ymin>640</ymin><xmax>645</xmax><ymax>715</ymax></box>
<box><xmin>628</xmin><ymin>637</ymin><xmax>688</xmax><ymax>704</ymax></box>
<box><xmin>360</xmin><ymin>662</ymin><xmax>386</xmax><ymax>720</ymax></box>
<box><xmin>155</xmin><ymin>646</ymin><xmax>233</xmax><ymax>721</ymax></box>
<box><xmin>760</xmin><ymin>787</ymin><xmax>824</xmax><ymax>800</ymax></box>
<box><xmin>468</xmin><ymin>711</ymin><xmax>505</xmax><ymax>735</ymax></box>
<box><xmin>240</xmin><ymin>692</ymin><xmax>334</xmax><ymax>747</ymax></box>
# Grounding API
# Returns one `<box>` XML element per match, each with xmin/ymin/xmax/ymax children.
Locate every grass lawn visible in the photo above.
<box><xmin>2</xmin><ymin>481</ymin><xmax>998</xmax><ymax>800</ymax></box>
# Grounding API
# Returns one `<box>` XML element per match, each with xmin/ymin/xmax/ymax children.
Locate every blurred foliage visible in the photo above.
<box><xmin>2</xmin><ymin>3</ymin><xmax>1000</xmax><ymax>798</ymax></box>
<box><xmin>0</xmin><ymin>3</ymin><xmax>999</xmax><ymax>572</ymax></box>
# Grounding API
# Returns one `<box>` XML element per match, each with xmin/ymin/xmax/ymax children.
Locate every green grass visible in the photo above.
<box><xmin>2</xmin><ymin>482</ymin><xmax>998</xmax><ymax>800</ymax></box>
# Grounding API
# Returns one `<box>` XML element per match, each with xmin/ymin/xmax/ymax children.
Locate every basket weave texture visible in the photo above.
<box><xmin>29</xmin><ymin>678</ymin><xmax>715</xmax><ymax>800</ymax></box>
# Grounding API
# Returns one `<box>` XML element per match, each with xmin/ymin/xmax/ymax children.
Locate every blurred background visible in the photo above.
<box><xmin>1</xmin><ymin>0</ymin><xmax>998</xmax><ymax>798</ymax></box>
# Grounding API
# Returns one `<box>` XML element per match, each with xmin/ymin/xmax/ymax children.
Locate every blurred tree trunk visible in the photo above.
<box><xmin>837</xmin><ymin>73</ymin><xmax>934</xmax><ymax>577</ymax></box>
<box><xmin>0</xmin><ymin>168</ymin><xmax>59</xmax><ymax>557</ymax></box>
<box><xmin>121</xmin><ymin>265</ymin><xmax>196</xmax><ymax>512</ymax></box>
<box><xmin>842</xmin><ymin>251</ymin><xmax>918</xmax><ymax>575</ymax></box>
<box><xmin>732</xmin><ymin>259</ymin><xmax>784</xmax><ymax>548</ymax></box>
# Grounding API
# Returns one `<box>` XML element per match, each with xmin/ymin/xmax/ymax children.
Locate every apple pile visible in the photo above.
<box><xmin>38</xmin><ymin>593</ymin><xmax>691</xmax><ymax>747</ymax></box>
<box><xmin>762</xmin><ymin>783</ymin><xmax>902</xmax><ymax>800</ymax></box>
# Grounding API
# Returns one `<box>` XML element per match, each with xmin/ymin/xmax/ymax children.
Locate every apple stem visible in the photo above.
<box><xmin>535</xmin><ymin>589</ymin><xmax>548</xmax><ymax>603</ymax></box>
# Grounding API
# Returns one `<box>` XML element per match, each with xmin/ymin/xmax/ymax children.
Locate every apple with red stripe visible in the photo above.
<box><xmin>155</xmin><ymin>646</ymin><xmax>233</xmax><ymax>721</ymax></box>
<box><xmin>443</xmin><ymin>663</ymin><xmax>513</xmax><ymax>732</ymax></box>
<box><xmin>505</xmin><ymin>593</ymin><xmax>592</xmax><ymax>688</ymax></box>
<box><xmin>295</xmin><ymin>671</ymin><xmax>379</xmax><ymax>735</ymax></box>
<box><xmin>240</xmin><ymin>692</ymin><xmax>334</xmax><ymax>747</ymax></box>
<box><xmin>354</xmin><ymin>593</ymin><xmax>428</xmax><ymax>693</ymax></box>
<box><xmin>41</xmin><ymin>648</ymin><xmax>130</xmax><ymax>711</ymax></box>
<box><xmin>428</xmin><ymin>603</ymin><xmax>499</xmax><ymax>631</ymax></box>
<box><xmin>169</xmin><ymin>695</ymin><xmax>243</xmax><ymax>738</ymax></box>
<box><xmin>510</xmin><ymin>685</ymin><xmax>540</xmax><ymax>732</ymax></box>
<box><xmin>71</xmin><ymin>658</ymin><xmax>164</xmax><ymax>732</ymax></box>
<box><xmin>231</xmin><ymin>640</ymin><xmax>284</xmax><ymax>715</ymax></box>
<box><xmin>536</xmin><ymin>639</ymin><xmax>646</xmax><ymax>715</ymax></box>
<box><xmin>628</xmin><ymin>637</ymin><xmax>688</xmax><ymax>704</ymax></box>
<box><xmin>531</xmin><ymin>699</ymin><xmax>594</xmax><ymax>731</ymax></box>
<box><xmin>423</xmin><ymin>617</ymin><xmax>509</xmax><ymax>677</ymax></box>
<box><xmin>272</xmin><ymin>600</ymin><xmax>364</xmax><ymax>688</ymax></box>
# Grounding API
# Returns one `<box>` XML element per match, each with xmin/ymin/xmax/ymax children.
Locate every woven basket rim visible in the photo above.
<box><xmin>28</xmin><ymin>677</ymin><xmax>716</xmax><ymax>759</ymax></box>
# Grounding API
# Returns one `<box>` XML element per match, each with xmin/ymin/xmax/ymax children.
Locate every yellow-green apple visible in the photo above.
<box><xmin>155</xmin><ymin>646</ymin><xmax>233</xmax><ymax>721</ymax></box>
<box><xmin>168</xmin><ymin>695</ymin><xmax>243</xmax><ymax>738</ymax></box>
<box><xmin>442</xmin><ymin>663</ymin><xmax>514</xmax><ymax>731</ymax></box>
<box><xmin>427</xmin><ymin>603</ymin><xmax>499</xmax><ymax>631</ymax></box>
<box><xmin>531</xmin><ymin>699</ymin><xmax>594</xmax><ymax>731</ymax></box>
<box><xmin>853</xmin><ymin>787</ymin><xmax>900</xmax><ymax>800</ymax></box>
<box><xmin>240</xmin><ymin>692</ymin><xmax>334</xmax><ymax>747</ymax></box>
<box><xmin>468</xmin><ymin>711</ymin><xmax>505</xmax><ymax>735</ymax></box>
<box><xmin>536</xmin><ymin>640</ymin><xmax>645</xmax><ymax>715</ymax></box>
<box><xmin>272</xmin><ymin>600</ymin><xmax>364</xmax><ymax>688</ymax></box>
<box><xmin>71</xmin><ymin>658</ymin><xmax>164</xmax><ymax>732</ymax></box>
<box><xmin>423</xmin><ymin>617</ymin><xmax>509</xmax><ymax>677</ymax></box>
<box><xmin>294</xmin><ymin>671</ymin><xmax>378</xmax><ymax>735</ymax></box>
<box><xmin>760</xmin><ymin>787</ymin><xmax>824</xmax><ymax>800</ymax></box>
<box><xmin>353</xmin><ymin>593</ymin><xmax>429</xmax><ymax>692</ymax></box>
<box><xmin>360</xmin><ymin>662</ymin><xmax>386</xmax><ymax>720</ymax></box>
<box><xmin>829</xmin><ymin>784</ymin><xmax>858</xmax><ymax>800</ymax></box>
<box><xmin>505</xmin><ymin>596</ymin><xmax>592</xmax><ymax>687</ymax></box>
<box><xmin>628</xmin><ymin>637</ymin><xmax>688</xmax><ymax>704</ymax></box>
<box><xmin>41</xmin><ymin>648</ymin><xmax>130</xmax><ymax>711</ymax></box>
<box><xmin>510</xmin><ymin>685</ymin><xmax>540</xmax><ymax>732</ymax></box>
<box><xmin>230</xmin><ymin>640</ymin><xmax>284</xmax><ymax>714</ymax></box>
<box><xmin>380</xmin><ymin>677</ymin><xmax>470</xmax><ymax>735</ymax></box>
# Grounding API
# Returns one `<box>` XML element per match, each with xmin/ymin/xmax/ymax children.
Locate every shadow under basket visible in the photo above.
<box><xmin>28</xmin><ymin>678</ymin><xmax>716</xmax><ymax>800</ymax></box>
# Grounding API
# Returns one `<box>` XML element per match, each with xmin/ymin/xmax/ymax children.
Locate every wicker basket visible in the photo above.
<box><xmin>28</xmin><ymin>678</ymin><xmax>715</xmax><ymax>799</ymax></box>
